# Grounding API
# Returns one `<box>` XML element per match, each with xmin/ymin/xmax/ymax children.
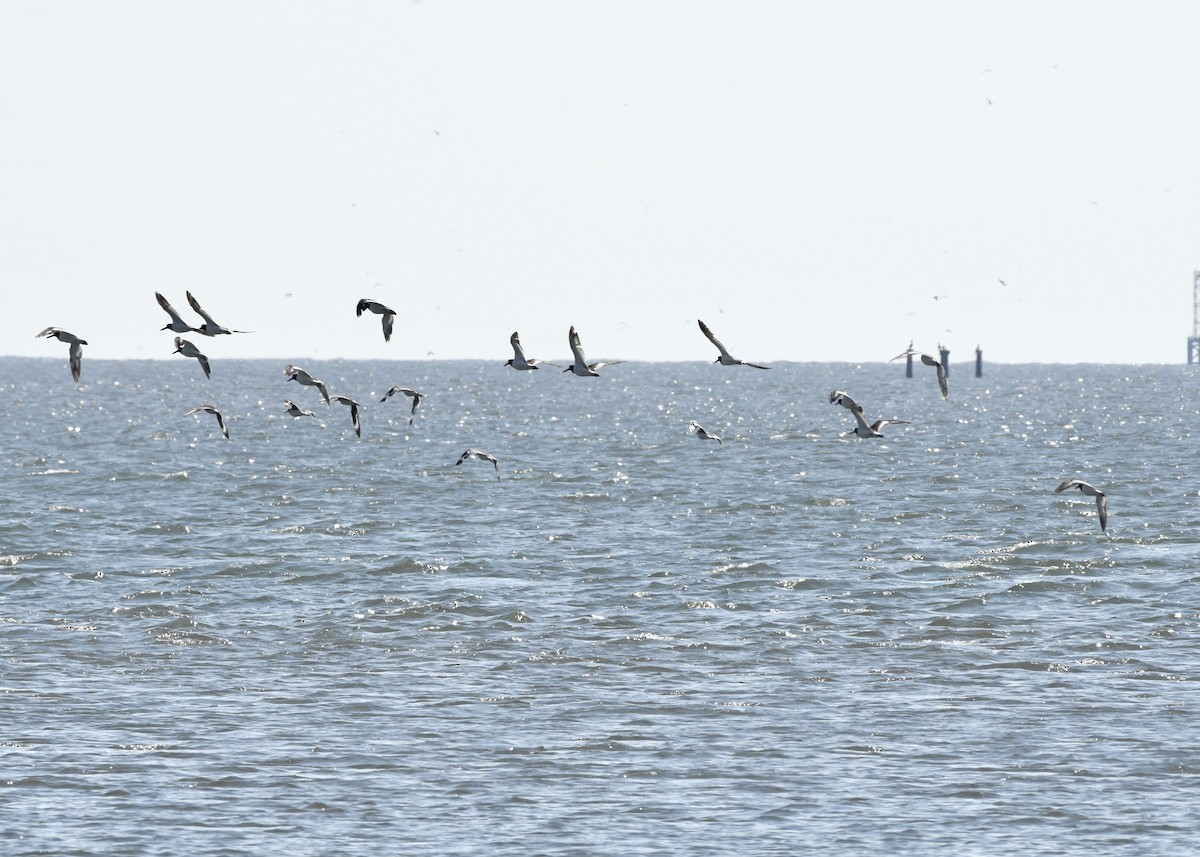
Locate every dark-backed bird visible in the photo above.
<box><xmin>380</xmin><ymin>385</ymin><xmax>423</xmax><ymax>425</ymax></box>
<box><xmin>36</xmin><ymin>327</ymin><xmax>87</xmax><ymax>382</ymax></box>
<box><xmin>564</xmin><ymin>326</ymin><xmax>621</xmax><ymax>376</ymax></box>
<box><xmin>697</xmin><ymin>319</ymin><xmax>770</xmax><ymax>369</ymax></box>
<box><xmin>185</xmin><ymin>405</ymin><xmax>229</xmax><ymax>438</ymax></box>
<box><xmin>283</xmin><ymin>364</ymin><xmax>331</xmax><ymax>404</ymax></box>
<box><xmin>284</xmin><ymin>400</ymin><xmax>316</xmax><ymax>418</ymax></box>
<box><xmin>688</xmin><ymin>420</ymin><xmax>722</xmax><ymax>444</ymax></box>
<box><xmin>1055</xmin><ymin>478</ymin><xmax>1108</xmax><ymax>532</ymax></box>
<box><xmin>889</xmin><ymin>348</ymin><xmax>948</xmax><ymax>399</ymax></box>
<box><xmin>506</xmin><ymin>331</ymin><xmax>558</xmax><ymax>370</ymax></box>
<box><xmin>187</xmin><ymin>291</ymin><xmax>249</xmax><ymax>336</ymax></box>
<box><xmin>155</xmin><ymin>292</ymin><xmax>197</xmax><ymax>333</ymax></box>
<box><xmin>330</xmin><ymin>395</ymin><xmax>363</xmax><ymax>438</ymax></box>
<box><xmin>356</xmin><ymin>299</ymin><xmax>396</xmax><ymax>342</ymax></box>
<box><xmin>173</xmin><ymin>337</ymin><xmax>211</xmax><ymax>379</ymax></box>
<box><xmin>457</xmin><ymin>448</ymin><xmax>500</xmax><ymax>480</ymax></box>
<box><xmin>829</xmin><ymin>390</ymin><xmax>910</xmax><ymax>438</ymax></box>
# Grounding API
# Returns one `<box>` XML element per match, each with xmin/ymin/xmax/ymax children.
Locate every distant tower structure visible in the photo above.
<box><xmin>1190</xmin><ymin>270</ymin><xmax>1200</xmax><ymax>364</ymax></box>
<box><xmin>938</xmin><ymin>344</ymin><xmax>950</xmax><ymax>378</ymax></box>
<box><xmin>975</xmin><ymin>345</ymin><xmax>983</xmax><ymax>378</ymax></box>
<box><xmin>905</xmin><ymin>340</ymin><xmax>914</xmax><ymax>377</ymax></box>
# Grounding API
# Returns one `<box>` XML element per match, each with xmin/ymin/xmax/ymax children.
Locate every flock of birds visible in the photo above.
<box><xmin>34</xmin><ymin>298</ymin><xmax>1110</xmax><ymax>529</ymax></box>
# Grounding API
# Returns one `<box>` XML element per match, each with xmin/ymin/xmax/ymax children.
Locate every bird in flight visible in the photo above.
<box><xmin>155</xmin><ymin>292</ymin><xmax>198</xmax><ymax>334</ymax></box>
<box><xmin>173</xmin><ymin>337</ymin><xmax>211</xmax><ymax>379</ymax></box>
<box><xmin>506</xmin><ymin>331</ymin><xmax>558</xmax><ymax>370</ymax></box>
<box><xmin>185</xmin><ymin>405</ymin><xmax>229</xmax><ymax>438</ymax></box>
<box><xmin>890</xmin><ymin>348</ymin><xmax>948</xmax><ymax>399</ymax></box>
<box><xmin>688</xmin><ymin>420</ymin><xmax>722</xmax><ymax>444</ymax></box>
<box><xmin>828</xmin><ymin>390</ymin><xmax>910</xmax><ymax>438</ymax></box>
<box><xmin>283</xmin><ymin>364</ymin><xmax>331</xmax><ymax>405</ymax></box>
<box><xmin>1054</xmin><ymin>478</ymin><xmax>1108</xmax><ymax>532</ymax></box>
<box><xmin>356</xmin><ymin>299</ymin><xmax>396</xmax><ymax>342</ymax></box>
<box><xmin>36</xmin><ymin>327</ymin><xmax>87</xmax><ymax>382</ymax></box>
<box><xmin>564</xmin><ymin>326</ymin><xmax>621</xmax><ymax>377</ymax></box>
<box><xmin>187</xmin><ymin>292</ymin><xmax>250</xmax><ymax>336</ymax></box>
<box><xmin>697</xmin><ymin>319</ymin><xmax>770</xmax><ymax>369</ymax></box>
<box><xmin>330</xmin><ymin>395</ymin><xmax>363</xmax><ymax>438</ymax></box>
<box><xmin>284</xmin><ymin>400</ymin><xmax>316</xmax><ymax>418</ymax></box>
<box><xmin>457</xmin><ymin>448</ymin><xmax>500</xmax><ymax>480</ymax></box>
<box><xmin>380</xmin><ymin>385</ymin><xmax>423</xmax><ymax>426</ymax></box>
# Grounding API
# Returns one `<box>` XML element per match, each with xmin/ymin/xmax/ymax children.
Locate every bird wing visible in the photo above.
<box><xmin>922</xmin><ymin>356</ymin><xmax>949</xmax><ymax>399</ymax></box>
<box><xmin>69</xmin><ymin>342</ymin><xmax>83</xmax><ymax>382</ymax></box>
<box><xmin>510</xmin><ymin>332</ymin><xmax>527</xmax><ymax>361</ymax></box>
<box><xmin>1097</xmin><ymin>494</ymin><xmax>1108</xmax><ymax>531</ymax></box>
<box><xmin>186</xmin><ymin>291</ymin><xmax>219</xmax><ymax>326</ymax></box>
<box><xmin>1055</xmin><ymin>479</ymin><xmax>1084</xmax><ymax>494</ymax></box>
<box><xmin>356</xmin><ymin>299</ymin><xmax>368</xmax><ymax>317</ymax></box>
<box><xmin>741</xmin><ymin>360</ymin><xmax>771</xmax><ymax>370</ymax></box>
<box><xmin>36</xmin><ymin>326</ymin><xmax>61</xmax><ymax>339</ymax></box>
<box><xmin>381</xmin><ymin>313</ymin><xmax>394</xmax><ymax>342</ymax></box>
<box><xmin>156</xmin><ymin>292</ymin><xmax>188</xmax><ymax>324</ymax></box>
<box><xmin>697</xmin><ymin>319</ymin><xmax>731</xmax><ymax>359</ymax></box>
<box><xmin>198</xmin><ymin>353</ymin><xmax>211</xmax><ymax>378</ymax></box>
<box><xmin>568</xmin><ymin>326</ymin><xmax>587</xmax><ymax>365</ymax></box>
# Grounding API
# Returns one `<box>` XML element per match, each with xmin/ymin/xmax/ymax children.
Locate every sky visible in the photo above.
<box><xmin>4</xmin><ymin>1</ymin><xmax>1200</xmax><ymax>366</ymax></box>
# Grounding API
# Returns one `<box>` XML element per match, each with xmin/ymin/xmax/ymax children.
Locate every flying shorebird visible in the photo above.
<box><xmin>697</xmin><ymin>319</ymin><xmax>770</xmax><ymax>369</ymax></box>
<box><xmin>155</xmin><ymin>292</ymin><xmax>198</xmax><ymax>333</ymax></box>
<box><xmin>506</xmin><ymin>331</ymin><xmax>558</xmax><ymax>370</ymax></box>
<box><xmin>1054</xmin><ymin>478</ymin><xmax>1108</xmax><ymax>532</ymax></box>
<box><xmin>828</xmin><ymin>390</ymin><xmax>910</xmax><ymax>438</ymax></box>
<box><xmin>283</xmin><ymin>364</ymin><xmax>331</xmax><ymax>404</ymax></box>
<box><xmin>564</xmin><ymin>325</ymin><xmax>621</xmax><ymax>377</ymax></box>
<box><xmin>379</xmin><ymin>385</ymin><xmax>423</xmax><ymax>425</ymax></box>
<box><xmin>36</xmin><ymin>327</ymin><xmax>87</xmax><ymax>382</ymax></box>
<box><xmin>330</xmin><ymin>395</ymin><xmax>363</xmax><ymax>438</ymax></box>
<box><xmin>184</xmin><ymin>405</ymin><xmax>229</xmax><ymax>438</ymax></box>
<box><xmin>456</xmin><ymin>448</ymin><xmax>500</xmax><ymax>480</ymax></box>
<box><xmin>186</xmin><ymin>291</ymin><xmax>249</xmax><ymax>336</ymax></box>
<box><xmin>173</xmin><ymin>337</ymin><xmax>211</xmax><ymax>379</ymax></box>
<box><xmin>355</xmin><ymin>299</ymin><xmax>396</xmax><ymax>342</ymax></box>
<box><xmin>688</xmin><ymin>420</ymin><xmax>722</xmax><ymax>444</ymax></box>
<box><xmin>284</xmin><ymin>400</ymin><xmax>316</xmax><ymax>418</ymax></box>
<box><xmin>889</xmin><ymin>347</ymin><xmax>948</xmax><ymax>399</ymax></box>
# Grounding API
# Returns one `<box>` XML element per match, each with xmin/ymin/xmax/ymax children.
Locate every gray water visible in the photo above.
<box><xmin>2</xmin><ymin>357</ymin><xmax>1198</xmax><ymax>855</ymax></box>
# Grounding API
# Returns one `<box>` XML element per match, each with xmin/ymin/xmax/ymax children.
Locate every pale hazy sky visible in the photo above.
<box><xmin>4</xmin><ymin>1</ymin><xmax>1200</xmax><ymax>365</ymax></box>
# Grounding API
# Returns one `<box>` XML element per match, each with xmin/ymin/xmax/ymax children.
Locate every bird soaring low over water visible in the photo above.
<box><xmin>457</xmin><ymin>448</ymin><xmax>500</xmax><ymax>480</ymax></box>
<box><xmin>331</xmin><ymin>395</ymin><xmax>363</xmax><ymax>438</ymax></box>
<box><xmin>828</xmin><ymin>390</ymin><xmax>910</xmax><ymax>438</ymax></box>
<box><xmin>283</xmin><ymin>364</ymin><xmax>331</xmax><ymax>404</ymax></box>
<box><xmin>284</xmin><ymin>400</ymin><xmax>316</xmax><ymax>418</ymax></box>
<box><xmin>697</xmin><ymin>319</ymin><xmax>770</xmax><ymax>369</ymax></box>
<box><xmin>564</xmin><ymin>326</ymin><xmax>621</xmax><ymax>377</ymax></box>
<box><xmin>506</xmin><ymin>331</ymin><xmax>558</xmax><ymax>370</ymax></box>
<box><xmin>380</xmin><ymin>385</ymin><xmax>423</xmax><ymax>426</ymax></box>
<box><xmin>356</xmin><ymin>299</ymin><xmax>396</xmax><ymax>343</ymax></box>
<box><xmin>1055</xmin><ymin>478</ymin><xmax>1108</xmax><ymax>532</ymax></box>
<box><xmin>185</xmin><ymin>405</ymin><xmax>229</xmax><ymax>438</ymax></box>
<box><xmin>889</xmin><ymin>348</ymin><xmax>949</xmax><ymax>399</ymax></box>
<box><xmin>36</xmin><ymin>327</ymin><xmax>87</xmax><ymax>382</ymax></box>
<box><xmin>187</xmin><ymin>291</ymin><xmax>249</xmax><ymax>336</ymax></box>
<box><xmin>173</xmin><ymin>337</ymin><xmax>211</xmax><ymax>379</ymax></box>
<box><xmin>155</xmin><ymin>292</ymin><xmax>197</xmax><ymax>333</ymax></box>
<box><xmin>688</xmin><ymin>420</ymin><xmax>722</xmax><ymax>444</ymax></box>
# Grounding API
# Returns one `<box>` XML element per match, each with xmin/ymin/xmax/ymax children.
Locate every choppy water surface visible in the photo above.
<box><xmin>2</xmin><ymin>357</ymin><xmax>1198</xmax><ymax>855</ymax></box>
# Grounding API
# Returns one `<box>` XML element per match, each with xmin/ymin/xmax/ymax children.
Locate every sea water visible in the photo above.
<box><xmin>2</xmin><ymin>357</ymin><xmax>1198</xmax><ymax>855</ymax></box>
